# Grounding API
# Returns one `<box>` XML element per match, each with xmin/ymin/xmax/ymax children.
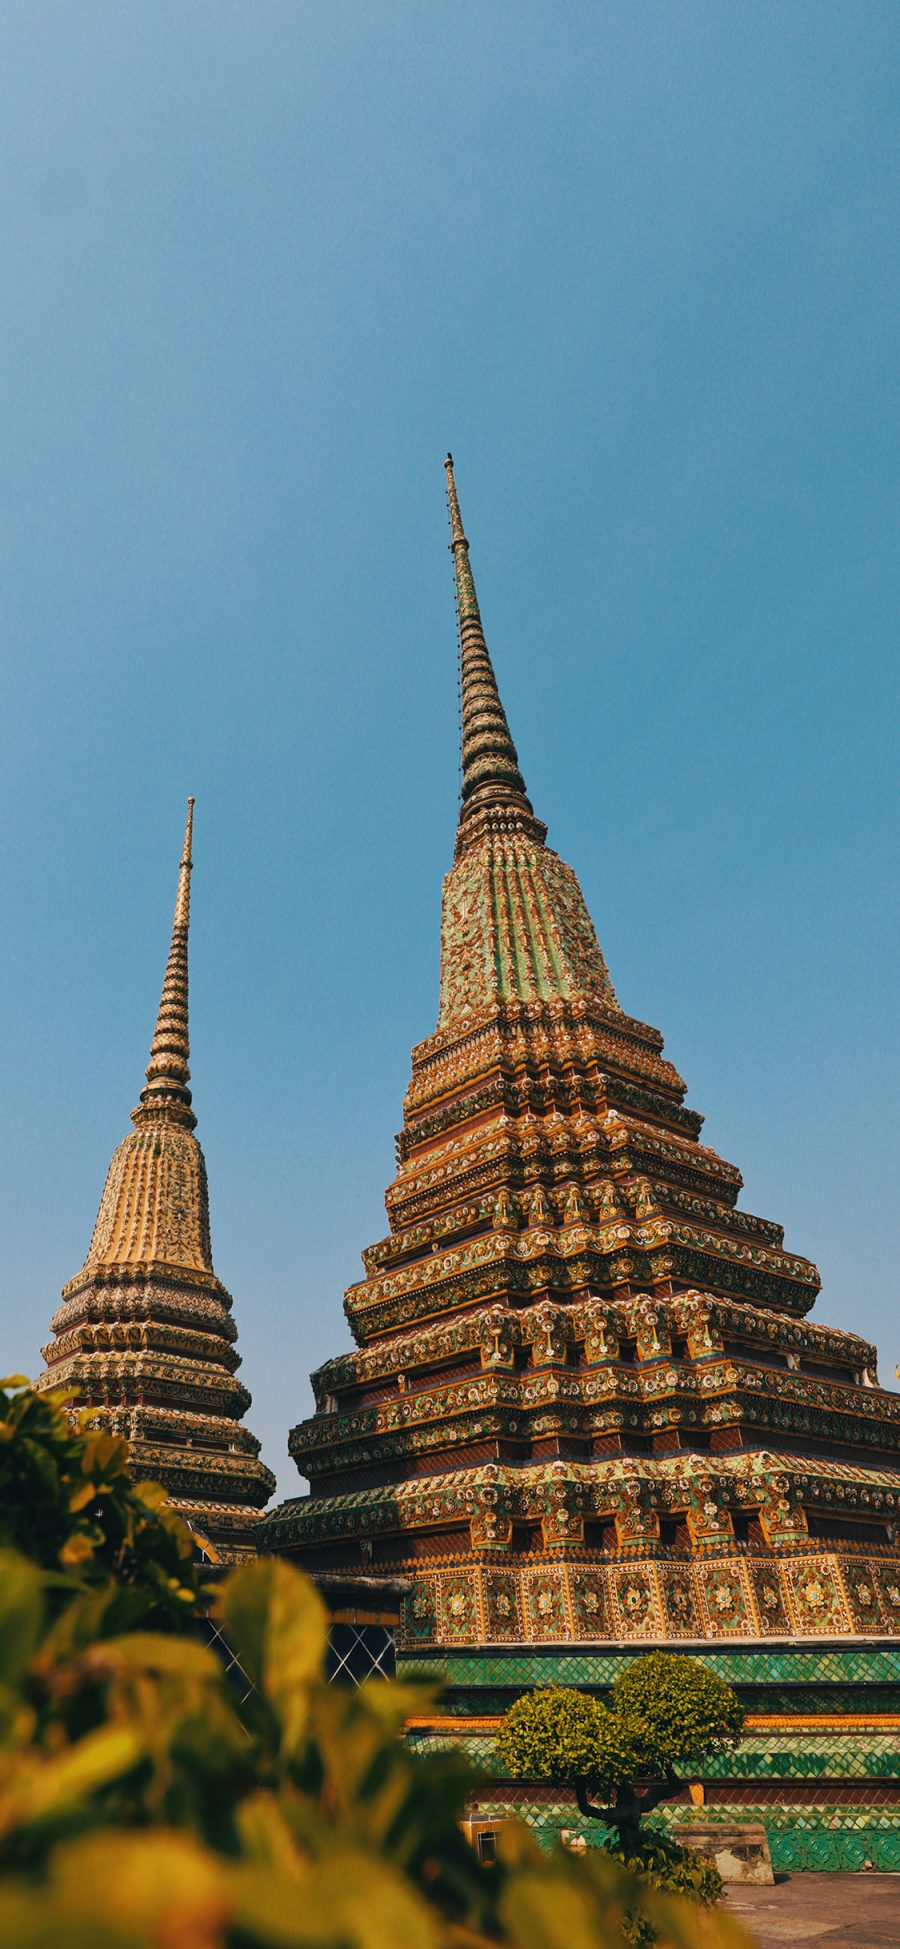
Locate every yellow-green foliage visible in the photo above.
<box><xmin>611</xmin><ymin>1654</ymin><xmax>744</xmax><ymax>1775</ymax></box>
<box><xmin>496</xmin><ymin>1688</ymin><xmax>642</xmax><ymax>1793</ymax></box>
<box><xmin>0</xmin><ymin>1384</ymin><xmax>752</xmax><ymax>1948</ymax></box>
<box><xmin>496</xmin><ymin>1665</ymin><xmax>744</xmax><ymax>1935</ymax></box>
<box><xmin>498</xmin><ymin>1660</ymin><xmax>743</xmax><ymax>1812</ymax></box>
<box><xmin>603</xmin><ymin>1830</ymin><xmax>725</xmax><ymax>1918</ymax></box>
<box><xmin>0</xmin><ymin>1373</ymin><xmax>200</xmax><ymax>1608</ymax></box>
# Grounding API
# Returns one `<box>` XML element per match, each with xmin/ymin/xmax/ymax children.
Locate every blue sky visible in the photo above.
<box><xmin>1</xmin><ymin>4</ymin><xmax>897</xmax><ymax>1494</ymax></box>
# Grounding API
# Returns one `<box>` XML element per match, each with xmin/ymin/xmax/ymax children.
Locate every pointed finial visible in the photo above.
<box><xmin>444</xmin><ymin>456</ymin><xmax>534</xmax><ymax>830</ymax></box>
<box><xmin>445</xmin><ymin>452</ymin><xmax>467</xmax><ymax>552</ymax></box>
<box><xmin>132</xmin><ymin>799</ymin><xmax>197</xmax><ymax>1130</ymax></box>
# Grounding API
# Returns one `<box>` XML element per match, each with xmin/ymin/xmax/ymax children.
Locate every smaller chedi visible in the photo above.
<box><xmin>40</xmin><ymin>800</ymin><xmax>273</xmax><ymax>1561</ymax></box>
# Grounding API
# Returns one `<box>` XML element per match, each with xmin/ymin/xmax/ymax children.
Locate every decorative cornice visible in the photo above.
<box><xmin>310</xmin><ymin>1292</ymin><xmax>877</xmax><ymax>1405</ymax></box>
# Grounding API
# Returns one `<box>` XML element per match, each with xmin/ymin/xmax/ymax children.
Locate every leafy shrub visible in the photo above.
<box><xmin>0</xmin><ymin>1382</ymin><xmax>751</xmax><ymax>1948</ymax></box>
<box><xmin>604</xmin><ymin>1828</ymin><xmax>723</xmax><ymax>1906</ymax></box>
<box><xmin>497</xmin><ymin>1660</ymin><xmax>744</xmax><ymax>1835</ymax></box>
<box><xmin>601</xmin><ymin>1830</ymin><xmax>723</xmax><ymax>1949</ymax></box>
<box><xmin>497</xmin><ymin>1687</ymin><xmax>642</xmax><ymax>1800</ymax></box>
<box><xmin>611</xmin><ymin>1654</ymin><xmax>744</xmax><ymax>1776</ymax></box>
<box><xmin>0</xmin><ymin>1373</ymin><xmax>201</xmax><ymax>1616</ymax></box>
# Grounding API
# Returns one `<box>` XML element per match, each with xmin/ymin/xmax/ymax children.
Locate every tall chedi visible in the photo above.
<box><xmin>42</xmin><ymin>802</ymin><xmax>274</xmax><ymax>1561</ymax></box>
<box><xmin>270</xmin><ymin>462</ymin><xmax>900</xmax><ymax>1868</ymax></box>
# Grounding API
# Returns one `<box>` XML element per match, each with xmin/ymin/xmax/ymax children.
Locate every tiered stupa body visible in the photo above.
<box><xmin>42</xmin><ymin>802</ymin><xmax>274</xmax><ymax>1561</ymax></box>
<box><xmin>271</xmin><ymin>463</ymin><xmax>900</xmax><ymax>1866</ymax></box>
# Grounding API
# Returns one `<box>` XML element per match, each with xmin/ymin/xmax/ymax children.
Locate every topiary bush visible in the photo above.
<box><xmin>496</xmin><ymin>1686</ymin><xmax>643</xmax><ymax>1812</ymax></box>
<box><xmin>497</xmin><ymin>1657</ymin><xmax>744</xmax><ymax>1836</ymax></box>
<box><xmin>611</xmin><ymin>1653</ymin><xmax>744</xmax><ymax>1782</ymax></box>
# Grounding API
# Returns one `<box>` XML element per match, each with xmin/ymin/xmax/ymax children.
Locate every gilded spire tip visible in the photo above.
<box><xmin>444</xmin><ymin>456</ymin><xmax>535</xmax><ymax>836</ymax></box>
<box><xmin>445</xmin><ymin>451</ymin><xmax>467</xmax><ymax>554</ymax></box>
<box><xmin>132</xmin><ymin>802</ymin><xmax>197</xmax><ymax>1131</ymax></box>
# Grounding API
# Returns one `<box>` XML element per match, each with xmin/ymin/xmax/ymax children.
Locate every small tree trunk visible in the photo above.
<box><xmin>573</xmin><ymin>1773</ymin><xmax>680</xmax><ymax>1835</ymax></box>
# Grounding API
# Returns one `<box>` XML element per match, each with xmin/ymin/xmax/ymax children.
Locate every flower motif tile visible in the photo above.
<box><xmin>785</xmin><ymin>1558</ymin><xmax>851</xmax><ymax>1635</ymax></box>
<box><xmin>697</xmin><ymin>1561</ymin><xmax>754</xmax><ymax>1637</ymax></box>
<box><xmin>659</xmin><ymin>1566</ymin><xmax>698</xmax><ymax>1636</ymax></box>
<box><xmin>748</xmin><ymin>1562</ymin><xmax>791</xmax><ymax>1636</ymax></box>
<box><xmin>485</xmin><ymin>1573</ymin><xmax>522</xmax><ymax>1640</ymax></box>
<box><xmin>569</xmin><ymin>1569</ymin><xmax>611</xmax><ymax>1639</ymax></box>
<box><xmin>610</xmin><ymin>1566</ymin><xmax>661</xmax><ymax>1638</ymax></box>
<box><xmin>404</xmin><ymin>1579</ymin><xmax>437</xmax><ymax>1644</ymax></box>
<box><xmin>873</xmin><ymin>1566</ymin><xmax>900</xmax><ymax>1633</ymax></box>
<box><xmin>524</xmin><ymin>1570</ymin><xmax>569</xmax><ymax>1641</ymax></box>
<box><xmin>439</xmin><ymin>1571</ymin><xmax>480</xmax><ymax>1642</ymax></box>
<box><xmin>841</xmin><ymin>1561</ymin><xmax>884</xmax><ymax>1632</ymax></box>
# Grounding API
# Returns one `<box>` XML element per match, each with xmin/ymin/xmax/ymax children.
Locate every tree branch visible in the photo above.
<box><xmin>573</xmin><ymin>1780</ymin><xmax>638</xmax><ymax>1833</ymax></box>
<box><xmin>573</xmin><ymin>1773</ymin><xmax>681</xmax><ymax>1832</ymax></box>
<box><xmin>633</xmin><ymin>1771</ymin><xmax>680</xmax><ymax>1818</ymax></box>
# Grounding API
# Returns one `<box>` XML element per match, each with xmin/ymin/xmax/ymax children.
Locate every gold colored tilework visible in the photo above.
<box><xmin>396</xmin><ymin>1555</ymin><xmax>900</xmax><ymax>1650</ymax></box>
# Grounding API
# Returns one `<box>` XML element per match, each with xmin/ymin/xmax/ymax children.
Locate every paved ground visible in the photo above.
<box><xmin>726</xmin><ymin>1874</ymin><xmax>899</xmax><ymax>1947</ymax></box>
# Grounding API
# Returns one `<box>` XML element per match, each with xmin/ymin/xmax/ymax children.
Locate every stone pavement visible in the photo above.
<box><xmin>726</xmin><ymin>1874</ymin><xmax>899</xmax><ymax>1947</ymax></box>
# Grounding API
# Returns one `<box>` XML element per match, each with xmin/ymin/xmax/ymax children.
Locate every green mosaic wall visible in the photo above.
<box><xmin>408</xmin><ymin>1728</ymin><xmax>900</xmax><ymax>1783</ymax></box>
<box><xmin>467</xmin><ymin>1795</ymin><xmax>900</xmax><ymax>1874</ymax></box>
<box><xmin>400</xmin><ymin>1644</ymin><xmax>900</xmax><ymax>1689</ymax></box>
<box><xmin>399</xmin><ymin>1643</ymin><xmax>900</xmax><ymax>1712</ymax></box>
<box><xmin>402</xmin><ymin>1642</ymin><xmax>900</xmax><ymax>1870</ymax></box>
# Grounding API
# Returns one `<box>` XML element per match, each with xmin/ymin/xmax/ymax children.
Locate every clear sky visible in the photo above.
<box><xmin>1</xmin><ymin>4</ymin><xmax>897</xmax><ymax>1495</ymax></box>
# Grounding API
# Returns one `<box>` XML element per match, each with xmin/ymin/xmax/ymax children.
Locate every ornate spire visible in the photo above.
<box><xmin>445</xmin><ymin>455</ymin><xmax>535</xmax><ymax>829</ymax></box>
<box><xmin>42</xmin><ymin>793</ymin><xmax>275</xmax><ymax>1561</ymax></box>
<box><xmin>132</xmin><ymin>798</ymin><xmax>196</xmax><ymax>1131</ymax></box>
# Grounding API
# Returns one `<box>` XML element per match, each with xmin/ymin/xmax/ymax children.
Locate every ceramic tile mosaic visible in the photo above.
<box><xmin>400</xmin><ymin>1638</ymin><xmax>900</xmax><ymax>1861</ymax></box>
<box><xmin>389</xmin><ymin>1556</ymin><xmax>900</xmax><ymax>1653</ymax></box>
<box><xmin>467</xmin><ymin>1795</ymin><xmax>900</xmax><ymax>1873</ymax></box>
<box><xmin>399</xmin><ymin>1645</ymin><xmax>900</xmax><ymax>1688</ymax></box>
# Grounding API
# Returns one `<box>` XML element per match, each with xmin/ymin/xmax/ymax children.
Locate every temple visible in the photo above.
<box><xmin>40</xmin><ymin>800</ymin><xmax>274</xmax><ymax>1562</ymax></box>
<box><xmin>268</xmin><ymin>458</ymin><xmax>900</xmax><ymax>1869</ymax></box>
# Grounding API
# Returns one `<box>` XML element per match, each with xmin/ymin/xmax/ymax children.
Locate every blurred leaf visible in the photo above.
<box><xmin>219</xmin><ymin>1559</ymin><xmax>328</xmax><ymax>1757</ymax></box>
<box><xmin>58</xmin><ymin>1535</ymin><xmax>96</xmax><ymax>1566</ymax></box>
<box><xmin>356</xmin><ymin>1679</ymin><xmax>439</xmax><ymax>1732</ymax></box>
<box><xmin>130</xmin><ymin>1483</ymin><xmax>168</xmax><ymax>1511</ymax></box>
<box><xmin>494</xmin><ymin>1821</ymin><xmax>544</xmax><ymax>1869</ymax></box>
<box><xmin>232</xmin><ymin>1850</ymin><xmax>441</xmax><ymax>1949</ymax></box>
<box><xmin>84</xmin><ymin>1633</ymin><xmax>222</xmax><ymax>1681</ymax></box>
<box><xmin>0</xmin><ymin>1885</ymin><xmax>135</xmax><ymax>1949</ymax></box>
<box><xmin>46</xmin><ymin>1830</ymin><xmax>229</xmax><ymax>1948</ymax></box>
<box><xmin>632</xmin><ymin>1890</ymin><xmax>758</xmax><ymax>1949</ymax></box>
<box><xmin>0</xmin><ymin>1553</ymin><xmax>43</xmax><ymax>1685</ymax></box>
<box><xmin>500</xmin><ymin>1863</ymin><xmax>632</xmax><ymax>1949</ymax></box>
<box><xmin>234</xmin><ymin>1790</ymin><xmax>306</xmax><ymax>1873</ymax></box>
<box><xmin>0</xmin><ymin>1725</ymin><xmax>144</xmax><ymax>1840</ymax></box>
<box><xmin>67</xmin><ymin>1483</ymin><xmax>99</xmax><ymax>1516</ymax></box>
